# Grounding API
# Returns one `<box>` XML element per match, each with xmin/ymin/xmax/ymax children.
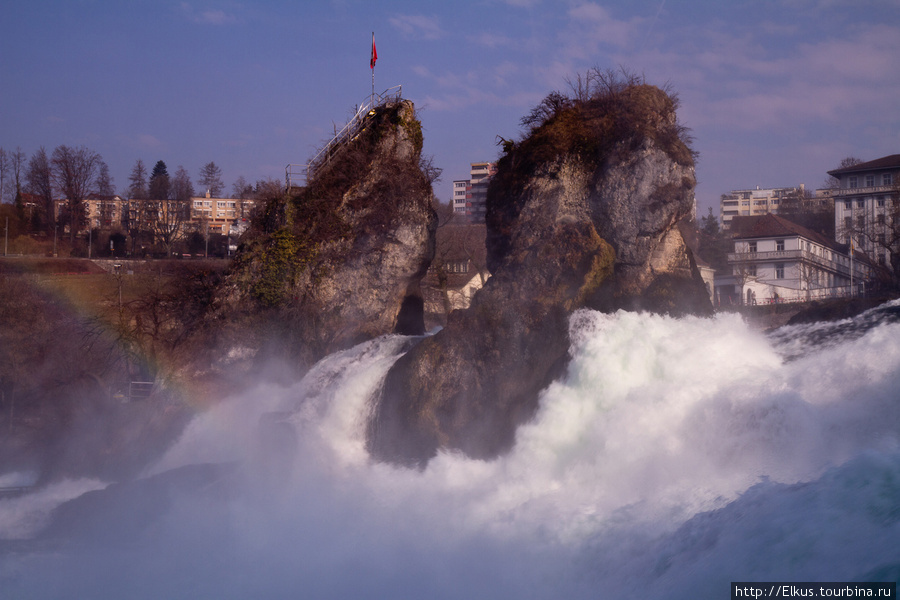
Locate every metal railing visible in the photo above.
<box><xmin>129</xmin><ymin>381</ymin><xmax>155</xmax><ymax>400</ymax></box>
<box><xmin>286</xmin><ymin>85</ymin><xmax>403</xmax><ymax>190</ymax></box>
<box><xmin>728</xmin><ymin>249</ymin><xmax>854</xmax><ymax>276</ymax></box>
<box><xmin>0</xmin><ymin>486</ymin><xmax>33</xmax><ymax>498</ymax></box>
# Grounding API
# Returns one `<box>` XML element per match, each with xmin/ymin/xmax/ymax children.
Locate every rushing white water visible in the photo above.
<box><xmin>2</xmin><ymin>304</ymin><xmax>899</xmax><ymax>598</ymax></box>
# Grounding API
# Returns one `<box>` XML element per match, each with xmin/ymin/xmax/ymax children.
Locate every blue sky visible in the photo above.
<box><xmin>2</xmin><ymin>0</ymin><xmax>899</xmax><ymax>218</ymax></box>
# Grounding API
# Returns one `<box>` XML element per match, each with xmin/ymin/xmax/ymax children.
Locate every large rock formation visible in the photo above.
<box><xmin>368</xmin><ymin>81</ymin><xmax>711</xmax><ymax>466</ymax></box>
<box><xmin>204</xmin><ymin>99</ymin><xmax>437</xmax><ymax>377</ymax></box>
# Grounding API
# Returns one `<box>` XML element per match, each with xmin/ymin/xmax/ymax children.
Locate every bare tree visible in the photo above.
<box><xmin>0</xmin><ymin>148</ymin><xmax>8</xmax><ymax>204</ymax></box>
<box><xmin>232</xmin><ymin>175</ymin><xmax>252</xmax><ymax>200</ymax></box>
<box><xmin>145</xmin><ymin>197</ymin><xmax>189</xmax><ymax>257</ymax></box>
<box><xmin>9</xmin><ymin>147</ymin><xmax>26</xmax><ymax>200</ymax></box>
<box><xmin>839</xmin><ymin>182</ymin><xmax>900</xmax><ymax>290</ymax></box>
<box><xmin>26</xmin><ymin>147</ymin><xmax>54</xmax><ymax>234</ymax></box>
<box><xmin>0</xmin><ymin>147</ymin><xmax>27</xmax><ymax>206</ymax></box>
<box><xmin>96</xmin><ymin>161</ymin><xmax>115</xmax><ymax>197</ymax></box>
<box><xmin>198</xmin><ymin>161</ymin><xmax>224</xmax><ymax>197</ymax></box>
<box><xmin>172</xmin><ymin>166</ymin><xmax>194</xmax><ymax>201</ymax></box>
<box><xmin>51</xmin><ymin>145</ymin><xmax>102</xmax><ymax>242</ymax></box>
<box><xmin>822</xmin><ymin>156</ymin><xmax>864</xmax><ymax>190</ymax></box>
<box><xmin>128</xmin><ymin>159</ymin><xmax>148</xmax><ymax>199</ymax></box>
<box><xmin>778</xmin><ymin>187</ymin><xmax>834</xmax><ymax>238</ymax></box>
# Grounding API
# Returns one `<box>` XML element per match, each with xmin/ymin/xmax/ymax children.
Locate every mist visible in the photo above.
<box><xmin>2</xmin><ymin>306</ymin><xmax>899</xmax><ymax>598</ymax></box>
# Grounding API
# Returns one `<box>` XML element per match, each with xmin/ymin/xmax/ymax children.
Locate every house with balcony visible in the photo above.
<box><xmin>829</xmin><ymin>154</ymin><xmax>900</xmax><ymax>269</ymax></box>
<box><xmin>726</xmin><ymin>214</ymin><xmax>873</xmax><ymax>305</ymax></box>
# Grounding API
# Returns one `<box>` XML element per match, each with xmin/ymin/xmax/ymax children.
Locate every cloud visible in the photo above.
<box><xmin>469</xmin><ymin>31</ymin><xmax>515</xmax><ymax>48</ymax></box>
<box><xmin>179</xmin><ymin>3</ymin><xmax>238</xmax><ymax>26</ymax></box>
<box><xmin>566</xmin><ymin>2</ymin><xmax>642</xmax><ymax>51</ymax></box>
<box><xmin>389</xmin><ymin>14</ymin><xmax>444</xmax><ymax>40</ymax></box>
<box><xmin>628</xmin><ymin>18</ymin><xmax>900</xmax><ymax>136</ymax></box>
<box><xmin>137</xmin><ymin>134</ymin><xmax>164</xmax><ymax>150</ymax></box>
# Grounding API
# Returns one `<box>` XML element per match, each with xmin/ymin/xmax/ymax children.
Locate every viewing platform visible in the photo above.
<box><xmin>286</xmin><ymin>85</ymin><xmax>403</xmax><ymax>191</ymax></box>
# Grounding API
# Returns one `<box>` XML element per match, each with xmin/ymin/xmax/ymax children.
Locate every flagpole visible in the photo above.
<box><xmin>371</xmin><ymin>32</ymin><xmax>375</xmax><ymax>108</ymax></box>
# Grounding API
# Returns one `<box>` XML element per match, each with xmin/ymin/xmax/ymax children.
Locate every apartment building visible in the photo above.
<box><xmin>189</xmin><ymin>192</ymin><xmax>256</xmax><ymax>235</ymax></box>
<box><xmin>719</xmin><ymin>185</ymin><xmax>805</xmax><ymax>229</ymax></box>
<box><xmin>829</xmin><ymin>154</ymin><xmax>900</xmax><ymax>268</ymax></box>
<box><xmin>452</xmin><ymin>162</ymin><xmax>497</xmax><ymax>223</ymax></box>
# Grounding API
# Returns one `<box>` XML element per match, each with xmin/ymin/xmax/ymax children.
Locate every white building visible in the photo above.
<box><xmin>829</xmin><ymin>154</ymin><xmax>900</xmax><ymax>268</ymax></box>
<box><xmin>726</xmin><ymin>214</ymin><xmax>873</xmax><ymax>305</ymax></box>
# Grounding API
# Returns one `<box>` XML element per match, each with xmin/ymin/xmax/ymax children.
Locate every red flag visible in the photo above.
<box><xmin>370</xmin><ymin>33</ymin><xmax>377</xmax><ymax>69</ymax></box>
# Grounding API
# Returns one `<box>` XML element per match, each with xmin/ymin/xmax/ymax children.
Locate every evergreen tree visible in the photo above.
<box><xmin>149</xmin><ymin>160</ymin><xmax>170</xmax><ymax>200</ymax></box>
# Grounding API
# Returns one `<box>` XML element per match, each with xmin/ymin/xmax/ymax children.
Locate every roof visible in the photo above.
<box><xmin>731</xmin><ymin>213</ymin><xmax>847</xmax><ymax>254</ymax></box>
<box><xmin>827</xmin><ymin>154</ymin><xmax>900</xmax><ymax>177</ymax></box>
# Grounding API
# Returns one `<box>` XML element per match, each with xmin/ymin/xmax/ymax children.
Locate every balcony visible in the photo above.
<box><xmin>728</xmin><ymin>249</ymin><xmax>850</xmax><ymax>275</ymax></box>
<box><xmin>835</xmin><ymin>185</ymin><xmax>896</xmax><ymax>196</ymax></box>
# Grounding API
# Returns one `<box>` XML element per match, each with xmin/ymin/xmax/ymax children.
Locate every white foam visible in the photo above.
<box><xmin>3</xmin><ymin>308</ymin><xmax>899</xmax><ymax>598</ymax></box>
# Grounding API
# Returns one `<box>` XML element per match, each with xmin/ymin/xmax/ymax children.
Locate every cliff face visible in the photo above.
<box><xmin>368</xmin><ymin>82</ymin><xmax>711</xmax><ymax>466</ymax></box>
<box><xmin>208</xmin><ymin>99</ymin><xmax>437</xmax><ymax>375</ymax></box>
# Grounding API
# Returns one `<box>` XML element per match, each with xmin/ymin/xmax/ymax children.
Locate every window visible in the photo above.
<box><xmin>879</xmin><ymin>254</ymin><xmax>886</xmax><ymax>266</ymax></box>
<box><xmin>857</xmin><ymin>200</ymin><xmax>865</xmax><ymax>208</ymax></box>
<box><xmin>776</xmin><ymin>264</ymin><xmax>784</xmax><ymax>279</ymax></box>
<box><xmin>878</xmin><ymin>197</ymin><xmax>886</xmax><ymax>207</ymax></box>
<box><xmin>844</xmin><ymin>216</ymin><xmax>852</xmax><ymax>231</ymax></box>
<box><xmin>444</xmin><ymin>260</ymin><xmax>469</xmax><ymax>274</ymax></box>
<box><xmin>747</xmin><ymin>265</ymin><xmax>757</xmax><ymax>276</ymax></box>
<box><xmin>866</xmin><ymin>175</ymin><xmax>875</xmax><ymax>187</ymax></box>
<box><xmin>884</xmin><ymin>174</ymin><xmax>894</xmax><ymax>186</ymax></box>
<box><xmin>857</xmin><ymin>215</ymin><xmax>865</xmax><ymax>227</ymax></box>
<box><xmin>776</xmin><ymin>240</ymin><xmax>785</xmax><ymax>251</ymax></box>
<box><xmin>748</xmin><ymin>241</ymin><xmax>757</xmax><ymax>253</ymax></box>
<box><xmin>848</xmin><ymin>176</ymin><xmax>858</xmax><ymax>188</ymax></box>
<box><xmin>845</xmin><ymin>201</ymin><xmax>852</xmax><ymax>210</ymax></box>
<box><xmin>877</xmin><ymin>214</ymin><xmax>885</xmax><ymax>225</ymax></box>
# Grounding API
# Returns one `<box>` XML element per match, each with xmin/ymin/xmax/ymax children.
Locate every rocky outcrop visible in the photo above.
<box><xmin>368</xmin><ymin>82</ymin><xmax>711</xmax><ymax>466</ymax></box>
<box><xmin>207</xmin><ymin>100</ymin><xmax>437</xmax><ymax>376</ymax></box>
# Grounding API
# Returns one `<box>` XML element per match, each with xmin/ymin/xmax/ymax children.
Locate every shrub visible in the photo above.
<box><xmin>491</xmin><ymin>68</ymin><xmax>696</xmax><ymax>203</ymax></box>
